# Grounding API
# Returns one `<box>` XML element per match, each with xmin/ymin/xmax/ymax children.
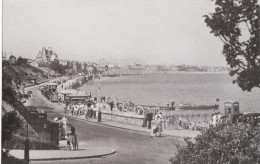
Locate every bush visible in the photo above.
<box><xmin>170</xmin><ymin>119</ymin><xmax>260</xmax><ymax>164</ymax></box>
<box><xmin>2</xmin><ymin>110</ymin><xmax>24</xmax><ymax>146</ymax></box>
<box><xmin>2</xmin><ymin>86</ymin><xmax>17</xmax><ymax>104</ymax></box>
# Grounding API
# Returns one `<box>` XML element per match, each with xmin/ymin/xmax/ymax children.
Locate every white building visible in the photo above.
<box><xmin>30</xmin><ymin>61</ymin><xmax>38</xmax><ymax>67</ymax></box>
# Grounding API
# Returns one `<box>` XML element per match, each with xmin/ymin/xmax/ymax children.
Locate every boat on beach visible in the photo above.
<box><xmin>176</xmin><ymin>103</ymin><xmax>219</xmax><ymax>110</ymax></box>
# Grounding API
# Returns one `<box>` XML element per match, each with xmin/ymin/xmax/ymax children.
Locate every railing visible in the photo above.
<box><xmin>101</xmin><ymin>111</ymin><xmax>144</xmax><ymax>126</ymax></box>
<box><xmin>100</xmin><ymin>110</ymin><xmax>213</xmax><ymax>131</ymax></box>
<box><xmin>3</xmin><ymin>100</ymin><xmax>59</xmax><ymax>149</ymax></box>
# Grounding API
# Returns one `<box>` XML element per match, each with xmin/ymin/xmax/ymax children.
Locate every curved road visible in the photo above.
<box><xmin>26</xmin><ymin>86</ymin><xmax>182</xmax><ymax>164</ymax></box>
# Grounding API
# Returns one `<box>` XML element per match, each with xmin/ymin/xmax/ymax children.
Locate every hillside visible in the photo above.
<box><xmin>3</xmin><ymin>60</ymin><xmax>49</xmax><ymax>87</ymax></box>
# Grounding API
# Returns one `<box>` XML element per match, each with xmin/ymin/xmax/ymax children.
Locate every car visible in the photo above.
<box><xmin>38</xmin><ymin>111</ymin><xmax>47</xmax><ymax>119</ymax></box>
<box><xmin>26</xmin><ymin>106</ymin><xmax>38</xmax><ymax>117</ymax></box>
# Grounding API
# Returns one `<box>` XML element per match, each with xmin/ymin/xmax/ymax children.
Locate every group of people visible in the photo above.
<box><xmin>53</xmin><ymin>116</ymin><xmax>79</xmax><ymax>151</ymax></box>
<box><xmin>211</xmin><ymin>111</ymin><xmax>222</xmax><ymax>127</ymax></box>
<box><xmin>141</xmin><ymin>110</ymin><xmax>164</xmax><ymax>137</ymax></box>
<box><xmin>66</xmin><ymin>125</ymin><xmax>79</xmax><ymax>151</ymax></box>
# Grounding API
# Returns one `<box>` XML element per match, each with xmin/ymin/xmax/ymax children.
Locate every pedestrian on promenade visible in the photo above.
<box><xmin>80</xmin><ymin>103</ymin><xmax>84</xmax><ymax>115</ymax></box>
<box><xmin>109</xmin><ymin>100</ymin><xmax>113</xmax><ymax>111</ymax></box>
<box><xmin>74</xmin><ymin>133</ymin><xmax>79</xmax><ymax>150</ymax></box>
<box><xmin>89</xmin><ymin>103</ymin><xmax>94</xmax><ymax>118</ymax></box>
<box><xmin>84</xmin><ymin>104</ymin><xmax>89</xmax><ymax>119</ymax></box>
<box><xmin>62</xmin><ymin>116</ymin><xmax>68</xmax><ymax>131</ymax></box>
<box><xmin>142</xmin><ymin>109</ymin><xmax>148</xmax><ymax>127</ymax></box>
<box><xmin>74</xmin><ymin>104</ymin><xmax>79</xmax><ymax>116</ymax></box>
<box><xmin>69</xmin><ymin>124</ymin><xmax>75</xmax><ymax>135</ymax></box>
<box><xmin>147</xmin><ymin>109</ymin><xmax>153</xmax><ymax>129</ymax></box>
<box><xmin>152</xmin><ymin>120</ymin><xmax>159</xmax><ymax>137</ymax></box>
<box><xmin>69</xmin><ymin>132</ymin><xmax>75</xmax><ymax>150</ymax></box>
<box><xmin>93</xmin><ymin>104</ymin><xmax>97</xmax><ymax>119</ymax></box>
<box><xmin>66</xmin><ymin>133</ymin><xmax>71</xmax><ymax>150</ymax></box>
<box><xmin>71</xmin><ymin>105</ymin><xmax>74</xmax><ymax>116</ymax></box>
<box><xmin>156</xmin><ymin>115</ymin><xmax>163</xmax><ymax>137</ymax></box>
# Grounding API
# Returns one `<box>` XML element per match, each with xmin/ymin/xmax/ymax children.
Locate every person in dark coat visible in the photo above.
<box><xmin>70</xmin><ymin>125</ymin><xmax>75</xmax><ymax>135</ymax></box>
<box><xmin>142</xmin><ymin>109</ymin><xmax>148</xmax><ymax>127</ymax></box>
<box><xmin>146</xmin><ymin>109</ymin><xmax>153</xmax><ymax>129</ymax></box>
<box><xmin>109</xmin><ymin>101</ymin><xmax>113</xmax><ymax>111</ymax></box>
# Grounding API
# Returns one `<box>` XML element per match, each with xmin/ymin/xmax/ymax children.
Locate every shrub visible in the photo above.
<box><xmin>170</xmin><ymin>119</ymin><xmax>260</xmax><ymax>164</ymax></box>
<box><xmin>2</xmin><ymin>110</ymin><xmax>24</xmax><ymax>146</ymax></box>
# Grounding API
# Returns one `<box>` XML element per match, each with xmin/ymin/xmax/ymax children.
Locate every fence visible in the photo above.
<box><xmin>3</xmin><ymin>100</ymin><xmax>59</xmax><ymax>150</ymax></box>
<box><xmin>11</xmin><ymin>122</ymin><xmax>59</xmax><ymax>150</ymax></box>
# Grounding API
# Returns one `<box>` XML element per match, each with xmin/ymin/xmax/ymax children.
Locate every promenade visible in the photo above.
<box><xmin>18</xmin><ymin>76</ymin><xmax>200</xmax><ymax>163</ymax></box>
<box><xmin>68</xmin><ymin>114</ymin><xmax>201</xmax><ymax>138</ymax></box>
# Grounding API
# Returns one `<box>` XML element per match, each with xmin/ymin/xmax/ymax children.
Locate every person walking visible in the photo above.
<box><xmin>157</xmin><ymin>115</ymin><xmax>163</xmax><ymax>137</ymax></box>
<box><xmin>142</xmin><ymin>109</ymin><xmax>148</xmax><ymax>127</ymax></box>
<box><xmin>84</xmin><ymin>104</ymin><xmax>89</xmax><ymax>119</ymax></box>
<box><xmin>62</xmin><ymin>116</ymin><xmax>68</xmax><ymax>132</ymax></box>
<box><xmin>147</xmin><ymin>109</ymin><xmax>153</xmax><ymax>129</ymax></box>
<box><xmin>93</xmin><ymin>104</ymin><xmax>98</xmax><ymax>119</ymax></box>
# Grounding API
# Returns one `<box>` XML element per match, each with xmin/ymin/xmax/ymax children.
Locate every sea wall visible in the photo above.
<box><xmin>71</xmin><ymin>76</ymin><xmax>90</xmax><ymax>89</ymax></box>
<box><xmin>101</xmin><ymin>111</ymin><xmax>144</xmax><ymax>126</ymax></box>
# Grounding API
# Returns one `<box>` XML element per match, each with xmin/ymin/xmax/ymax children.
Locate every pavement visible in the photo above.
<box><xmin>9</xmin><ymin>141</ymin><xmax>116</xmax><ymax>161</ymax></box>
<box><xmin>67</xmin><ymin>114</ymin><xmax>201</xmax><ymax>138</ymax></box>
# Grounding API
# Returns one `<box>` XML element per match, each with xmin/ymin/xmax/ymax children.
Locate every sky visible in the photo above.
<box><xmin>3</xmin><ymin>0</ymin><xmax>228</xmax><ymax>66</ymax></box>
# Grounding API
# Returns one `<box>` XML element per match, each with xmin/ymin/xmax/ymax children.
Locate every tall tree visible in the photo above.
<box><xmin>16</xmin><ymin>56</ymin><xmax>28</xmax><ymax>66</ymax></box>
<box><xmin>204</xmin><ymin>0</ymin><xmax>260</xmax><ymax>91</ymax></box>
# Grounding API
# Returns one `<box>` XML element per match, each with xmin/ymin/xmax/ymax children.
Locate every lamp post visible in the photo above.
<box><xmin>97</xmin><ymin>72</ymin><xmax>102</xmax><ymax>122</ymax></box>
<box><xmin>24</xmin><ymin>122</ymin><xmax>30</xmax><ymax>164</ymax></box>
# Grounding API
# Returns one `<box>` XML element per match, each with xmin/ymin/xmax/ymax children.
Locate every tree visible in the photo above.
<box><xmin>204</xmin><ymin>0</ymin><xmax>260</xmax><ymax>91</ymax></box>
<box><xmin>2</xmin><ymin>109</ymin><xmax>24</xmax><ymax>164</ymax></box>
<box><xmin>2</xmin><ymin>110</ymin><xmax>24</xmax><ymax>146</ymax></box>
<box><xmin>16</xmin><ymin>56</ymin><xmax>28</xmax><ymax>66</ymax></box>
<box><xmin>170</xmin><ymin>119</ymin><xmax>260</xmax><ymax>164</ymax></box>
<box><xmin>49</xmin><ymin>60</ymin><xmax>66</xmax><ymax>75</ymax></box>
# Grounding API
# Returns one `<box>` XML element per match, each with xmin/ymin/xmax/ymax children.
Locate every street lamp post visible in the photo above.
<box><xmin>97</xmin><ymin>73</ymin><xmax>102</xmax><ymax>122</ymax></box>
<box><xmin>24</xmin><ymin>122</ymin><xmax>30</xmax><ymax>164</ymax></box>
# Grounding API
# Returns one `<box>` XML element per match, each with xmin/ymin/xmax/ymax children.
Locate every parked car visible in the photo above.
<box><xmin>26</xmin><ymin>106</ymin><xmax>38</xmax><ymax>117</ymax></box>
<box><xmin>38</xmin><ymin>111</ymin><xmax>47</xmax><ymax>119</ymax></box>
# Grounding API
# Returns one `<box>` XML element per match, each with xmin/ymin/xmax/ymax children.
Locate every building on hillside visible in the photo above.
<box><xmin>2</xmin><ymin>52</ymin><xmax>7</xmax><ymax>61</ymax></box>
<box><xmin>30</xmin><ymin>61</ymin><xmax>39</xmax><ymax>67</ymax></box>
<box><xmin>73</xmin><ymin>62</ymin><xmax>77</xmax><ymax>73</ymax></box>
<box><xmin>36</xmin><ymin>47</ymin><xmax>58</xmax><ymax>64</ymax></box>
<box><xmin>129</xmin><ymin>63</ymin><xmax>146</xmax><ymax>70</ymax></box>
<box><xmin>59</xmin><ymin>60</ymin><xmax>67</xmax><ymax>66</ymax></box>
<box><xmin>81</xmin><ymin>62</ymin><xmax>85</xmax><ymax>70</ymax></box>
<box><xmin>9</xmin><ymin>55</ymin><xmax>16</xmax><ymax>64</ymax></box>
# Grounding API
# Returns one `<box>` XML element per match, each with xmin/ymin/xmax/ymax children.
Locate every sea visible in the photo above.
<box><xmin>80</xmin><ymin>72</ymin><xmax>260</xmax><ymax>113</ymax></box>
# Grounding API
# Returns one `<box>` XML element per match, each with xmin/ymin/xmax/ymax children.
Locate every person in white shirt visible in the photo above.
<box><xmin>62</xmin><ymin>116</ymin><xmax>68</xmax><ymax>131</ymax></box>
<box><xmin>217</xmin><ymin>112</ymin><xmax>222</xmax><ymax>124</ymax></box>
<box><xmin>212</xmin><ymin>114</ymin><xmax>217</xmax><ymax>127</ymax></box>
<box><xmin>74</xmin><ymin>105</ymin><xmax>78</xmax><ymax>116</ymax></box>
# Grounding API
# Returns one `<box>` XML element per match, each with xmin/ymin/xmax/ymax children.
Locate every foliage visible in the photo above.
<box><xmin>204</xmin><ymin>0</ymin><xmax>260</xmax><ymax>91</ymax></box>
<box><xmin>76</xmin><ymin>62</ymin><xmax>82</xmax><ymax>73</ymax></box>
<box><xmin>49</xmin><ymin>60</ymin><xmax>66</xmax><ymax>75</ymax></box>
<box><xmin>16</xmin><ymin>56</ymin><xmax>28</xmax><ymax>65</ymax></box>
<box><xmin>2</xmin><ymin>110</ymin><xmax>24</xmax><ymax>146</ymax></box>
<box><xmin>92</xmin><ymin>66</ymin><xmax>99</xmax><ymax>74</ymax></box>
<box><xmin>2</xmin><ymin>86</ymin><xmax>17</xmax><ymax>104</ymax></box>
<box><xmin>170</xmin><ymin>120</ymin><xmax>260</xmax><ymax>164</ymax></box>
